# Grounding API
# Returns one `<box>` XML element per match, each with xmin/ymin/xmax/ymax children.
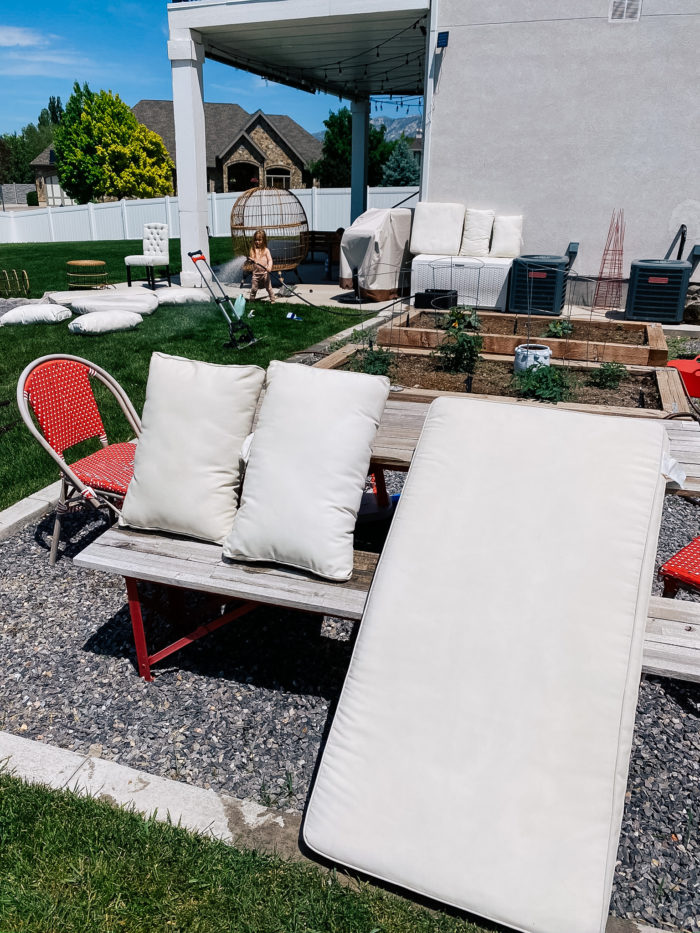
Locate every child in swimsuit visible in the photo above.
<box><xmin>249</xmin><ymin>228</ymin><xmax>275</xmax><ymax>302</ymax></box>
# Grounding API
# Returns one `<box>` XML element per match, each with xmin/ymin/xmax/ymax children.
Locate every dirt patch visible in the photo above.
<box><xmin>344</xmin><ymin>352</ymin><xmax>662</xmax><ymax>410</ymax></box>
<box><xmin>409</xmin><ymin>312</ymin><xmax>647</xmax><ymax>346</ymax></box>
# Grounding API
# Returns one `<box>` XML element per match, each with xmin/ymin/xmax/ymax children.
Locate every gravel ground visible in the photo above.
<box><xmin>0</xmin><ymin>487</ymin><xmax>698</xmax><ymax>930</ymax></box>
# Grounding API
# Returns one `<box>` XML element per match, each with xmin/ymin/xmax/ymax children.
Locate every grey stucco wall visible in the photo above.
<box><xmin>425</xmin><ymin>0</ymin><xmax>700</xmax><ymax>277</ymax></box>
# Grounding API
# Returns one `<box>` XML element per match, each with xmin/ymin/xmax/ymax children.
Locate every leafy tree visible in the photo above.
<box><xmin>48</xmin><ymin>96</ymin><xmax>64</xmax><ymax>125</ymax></box>
<box><xmin>55</xmin><ymin>84</ymin><xmax>174</xmax><ymax>202</ymax></box>
<box><xmin>310</xmin><ymin>107</ymin><xmax>395</xmax><ymax>187</ymax></box>
<box><xmin>0</xmin><ymin>98</ymin><xmax>55</xmax><ymax>184</ymax></box>
<box><xmin>380</xmin><ymin>137</ymin><xmax>420</xmax><ymax>186</ymax></box>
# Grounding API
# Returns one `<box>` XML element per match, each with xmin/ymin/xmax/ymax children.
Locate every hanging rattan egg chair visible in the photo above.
<box><xmin>230</xmin><ymin>187</ymin><xmax>309</xmax><ymax>281</ymax></box>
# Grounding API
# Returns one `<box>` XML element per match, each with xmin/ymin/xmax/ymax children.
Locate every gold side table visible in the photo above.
<box><xmin>67</xmin><ymin>260</ymin><xmax>108</xmax><ymax>289</ymax></box>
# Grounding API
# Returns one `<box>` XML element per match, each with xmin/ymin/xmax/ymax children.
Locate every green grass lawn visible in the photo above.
<box><xmin>0</xmin><ymin>291</ymin><xmax>365</xmax><ymax>511</ymax></box>
<box><xmin>0</xmin><ymin>773</ymin><xmax>484</xmax><ymax>933</ymax></box>
<box><xmin>0</xmin><ymin>237</ymin><xmax>238</xmax><ymax>299</ymax></box>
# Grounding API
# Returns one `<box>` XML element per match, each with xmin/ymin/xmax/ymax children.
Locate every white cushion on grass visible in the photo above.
<box><xmin>303</xmin><ymin>397</ymin><xmax>668</xmax><ymax>933</ymax></box>
<box><xmin>409</xmin><ymin>202</ymin><xmax>465</xmax><ymax>256</ymax></box>
<box><xmin>156</xmin><ymin>287</ymin><xmax>212</xmax><ymax>305</ymax></box>
<box><xmin>71</xmin><ymin>292</ymin><xmax>159</xmax><ymax>315</ymax></box>
<box><xmin>224</xmin><ymin>361</ymin><xmax>390</xmax><ymax>581</ymax></box>
<box><xmin>489</xmin><ymin>214</ymin><xmax>523</xmax><ymax>258</ymax></box>
<box><xmin>69</xmin><ymin>310</ymin><xmax>142</xmax><ymax>334</ymax></box>
<box><xmin>120</xmin><ymin>353</ymin><xmax>265</xmax><ymax>544</ymax></box>
<box><xmin>459</xmin><ymin>208</ymin><xmax>495</xmax><ymax>257</ymax></box>
<box><xmin>0</xmin><ymin>304</ymin><xmax>71</xmax><ymax>325</ymax></box>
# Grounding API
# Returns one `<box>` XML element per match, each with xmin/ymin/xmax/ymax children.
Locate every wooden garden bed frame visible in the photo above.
<box><xmin>315</xmin><ymin>344</ymin><xmax>690</xmax><ymax>418</ymax></box>
<box><xmin>376</xmin><ymin>309</ymin><xmax>668</xmax><ymax>367</ymax></box>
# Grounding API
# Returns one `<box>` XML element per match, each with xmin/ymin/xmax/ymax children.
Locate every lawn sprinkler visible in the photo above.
<box><xmin>188</xmin><ymin>250</ymin><xmax>258</xmax><ymax>350</ymax></box>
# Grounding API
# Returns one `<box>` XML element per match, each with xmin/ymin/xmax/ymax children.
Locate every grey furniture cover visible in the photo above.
<box><xmin>339</xmin><ymin>207</ymin><xmax>412</xmax><ymax>300</ymax></box>
<box><xmin>303</xmin><ymin>397</ymin><xmax>668</xmax><ymax>933</ymax></box>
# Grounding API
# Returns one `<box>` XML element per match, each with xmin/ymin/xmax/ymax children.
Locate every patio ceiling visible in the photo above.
<box><xmin>169</xmin><ymin>0</ymin><xmax>430</xmax><ymax>100</ymax></box>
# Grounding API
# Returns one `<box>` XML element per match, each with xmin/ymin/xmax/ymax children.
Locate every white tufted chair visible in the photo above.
<box><xmin>124</xmin><ymin>223</ymin><xmax>171</xmax><ymax>289</ymax></box>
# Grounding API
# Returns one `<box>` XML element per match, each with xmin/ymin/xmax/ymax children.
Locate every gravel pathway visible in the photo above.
<box><xmin>0</xmin><ymin>489</ymin><xmax>698</xmax><ymax>930</ymax></box>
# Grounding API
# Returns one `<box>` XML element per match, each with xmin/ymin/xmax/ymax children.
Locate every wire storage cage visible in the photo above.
<box><xmin>230</xmin><ymin>187</ymin><xmax>310</xmax><ymax>278</ymax></box>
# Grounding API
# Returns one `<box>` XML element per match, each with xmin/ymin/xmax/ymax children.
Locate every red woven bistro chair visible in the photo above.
<box><xmin>658</xmin><ymin>537</ymin><xmax>700</xmax><ymax>599</ymax></box>
<box><xmin>17</xmin><ymin>355</ymin><xmax>141</xmax><ymax>565</ymax></box>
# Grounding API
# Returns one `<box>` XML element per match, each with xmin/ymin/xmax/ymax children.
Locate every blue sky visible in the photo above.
<box><xmin>0</xmin><ymin>2</ymin><xmax>349</xmax><ymax>136</ymax></box>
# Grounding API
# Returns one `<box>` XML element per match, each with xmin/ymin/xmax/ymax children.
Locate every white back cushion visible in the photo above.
<box><xmin>1</xmin><ymin>304</ymin><xmax>71</xmax><ymax>326</ymax></box>
<box><xmin>72</xmin><ymin>292</ymin><xmax>159</xmax><ymax>316</ymax></box>
<box><xmin>490</xmin><ymin>214</ymin><xmax>523</xmax><ymax>258</ymax></box>
<box><xmin>409</xmin><ymin>202</ymin><xmax>465</xmax><ymax>255</ymax></box>
<box><xmin>69</xmin><ymin>310</ymin><xmax>142</xmax><ymax>334</ymax></box>
<box><xmin>303</xmin><ymin>397</ymin><xmax>667</xmax><ymax>933</ymax></box>
<box><xmin>224</xmin><ymin>361</ymin><xmax>390</xmax><ymax>581</ymax></box>
<box><xmin>459</xmin><ymin>208</ymin><xmax>495</xmax><ymax>257</ymax></box>
<box><xmin>120</xmin><ymin>353</ymin><xmax>265</xmax><ymax>544</ymax></box>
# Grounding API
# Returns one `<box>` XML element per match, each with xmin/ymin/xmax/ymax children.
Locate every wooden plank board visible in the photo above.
<box><xmin>75</xmin><ymin>529</ymin><xmax>700</xmax><ymax>683</ymax></box>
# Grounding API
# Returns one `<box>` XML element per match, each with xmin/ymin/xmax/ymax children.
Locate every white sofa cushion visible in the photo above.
<box><xmin>223</xmin><ymin>361</ymin><xmax>390</xmax><ymax>581</ymax></box>
<box><xmin>490</xmin><ymin>214</ymin><xmax>523</xmax><ymax>258</ymax></box>
<box><xmin>156</xmin><ymin>287</ymin><xmax>212</xmax><ymax>305</ymax></box>
<box><xmin>71</xmin><ymin>292</ymin><xmax>159</xmax><ymax>315</ymax></box>
<box><xmin>120</xmin><ymin>353</ymin><xmax>265</xmax><ymax>544</ymax></box>
<box><xmin>459</xmin><ymin>208</ymin><xmax>495</xmax><ymax>257</ymax></box>
<box><xmin>0</xmin><ymin>304</ymin><xmax>71</xmax><ymax>326</ymax></box>
<box><xmin>69</xmin><ymin>310</ymin><xmax>142</xmax><ymax>334</ymax></box>
<box><xmin>409</xmin><ymin>201</ymin><xmax>465</xmax><ymax>256</ymax></box>
<box><xmin>303</xmin><ymin>397</ymin><xmax>667</xmax><ymax>933</ymax></box>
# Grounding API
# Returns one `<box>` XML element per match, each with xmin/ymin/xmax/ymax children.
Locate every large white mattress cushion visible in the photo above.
<box><xmin>459</xmin><ymin>207</ymin><xmax>495</xmax><ymax>257</ymax></box>
<box><xmin>71</xmin><ymin>292</ymin><xmax>159</xmax><ymax>315</ymax></box>
<box><xmin>409</xmin><ymin>201</ymin><xmax>465</xmax><ymax>256</ymax></box>
<box><xmin>156</xmin><ymin>287</ymin><xmax>212</xmax><ymax>305</ymax></box>
<box><xmin>69</xmin><ymin>310</ymin><xmax>142</xmax><ymax>334</ymax></box>
<box><xmin>1</xmin><ymin>304</ymin><xmax>71</xmax><ymax>326</ymax></box>
<box><xmin>223</xmin><ymin>361</ymin><xmax>390</xmax><ymax>581</ymax></box>
<box><xmin>303</xmin><ymin>397</ymin><xmax>668</xmax><ymax>933</ymax></box>
<box><xmin>120</xmin><ymin>353</ymin><xmax>265</xmax><ymax>544</ymax></box>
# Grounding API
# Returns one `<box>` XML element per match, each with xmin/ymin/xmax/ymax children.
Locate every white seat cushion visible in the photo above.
<box><xmin>303</xmin><ymin>397</ymin><xmax>667</xmax><ymax>933</ymax></box>
<box><xmin>120</xmin><ymin>353</ymin><xmax>265</xmax><ymax>544</ymax></box>
<box><xmin>223</xmin><ymin>361</ymin><xmax>390</xmax><ymax>581</ymax></box>
<box><xmin>409</xmin><ymin>202</ymin><xmax>465</xmax><ymax>256</ymax></box>
<box><xmin>124</xmin><ymin>254</ymin><xmax>169</xmax><ymax>267</ymax></box>
<box><xmin>156</xmin><ymin>287</ymin><xmax>212</xmax><ymax>305</ymax></box>
<box><xmin>459</xmin><ymin>207</ymin><xmax>495</xmax><ymax>257</ymax></box>
<box><xmin>71</xmin><ymin>292</ymin><xmax>159</xmax><ymax>316</ymax></box>
<box><xmin>1</xmin><ymin>304</ymin><xmax>71</xmax><ymax>325</ymax></box>
<box><xmin>69</xmin><ymin>310</ymin><xmax>142</xmax><ymax>334</ymax></box>
<box><xmin>490</xmin><ymin>214</ymin><xmax>524</xmax><ymax>258</ymax></box>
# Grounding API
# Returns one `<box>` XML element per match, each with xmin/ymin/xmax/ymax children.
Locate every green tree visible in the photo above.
<box><xmin>48</xmin><ymin>96</ymin><xmax>64</xmax><ymax>125</ymax></box>
<box><xmin>310</xmin><ymin>107</ymin><xmax>395</xmax><ymax>187</ymax></box>
<box><xmin>0</xmin><ymin>98</ymin><xmax>55</xmax><ymax>184</ymax></box>
<box><xmin>54</xmin><ymin>84</ymin><xmax>174</xmax><ymax>203</ymax></box>
<box><xmin>380</xmin><ymin>137</ymin><xmax>420</xmax><ymax>186</ymax></box>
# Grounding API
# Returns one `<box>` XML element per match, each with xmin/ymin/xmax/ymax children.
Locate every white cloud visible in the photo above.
<box><xmin>0</xmin><ymin>26</ymin><xmax>46</xmax><ymax>48</ymax></box>
<box><xmin>0</xmin><ymin>49</ymin><xmax>94</xmax><ymax>78</ymax></box>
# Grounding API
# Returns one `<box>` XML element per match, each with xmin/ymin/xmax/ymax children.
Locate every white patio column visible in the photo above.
<box><xmin>350</xmin><ymin>99</ymin><xmax>369</xmax><ymax>223</ymax></box>
<box><xmin>169</xmin><ymin>32</ymin><xmax>209</xmax><ymax>286</ymax></box>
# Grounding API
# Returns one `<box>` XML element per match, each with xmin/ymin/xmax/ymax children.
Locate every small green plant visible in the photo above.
<box><xmin>667</xmin><ymin>336</ymin><xmax>697</xmax><ymax>360</ymax></box>
<box><xmin>434</xmin><ymin>329</ymin><xmax>483</xmax><ymax>375</ymax></box>
<box><xmin>513</xmin><ymin>364</ymin><xmax>571</xmax><ymax>403</ymax></box>
<box><xmin>587</xmin><ymin>361</ymin><xmax>628</xmax><ymax>389</ymax></box>
<box><xmin>26</xmin><ymin>189</ymin><xmax>39</xmax><ymax>207</ymax></box>
<box><xmin>350</xmin><ymin>345</ymin><xmax>394</xmax><ymax>377</ymax></box>
<box><xmin>441</xmin><ymin>306</ymin><xmax>481</xmax><ymax>332</ymax></box>
<box><xmin>546</xmin><ymin>318</ymin><xmax>574</xmax><ymax>338</ymax></box>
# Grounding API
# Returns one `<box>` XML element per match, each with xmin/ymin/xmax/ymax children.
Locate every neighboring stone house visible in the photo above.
<box><xmin>31</xmin><ymin>100</ymin><xmax>321</xmax><ymax>204</ymax></box>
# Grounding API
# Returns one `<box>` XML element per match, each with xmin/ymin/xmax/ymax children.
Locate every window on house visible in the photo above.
<box><xmin>265</xmin><ymin>167</ymin><xmax>291</xmax><ymax>190</ymax></box>
<box><xmin>609</xmin><ymin>0</ymin><xmax>642</xmax><ymax>22</ymax></box>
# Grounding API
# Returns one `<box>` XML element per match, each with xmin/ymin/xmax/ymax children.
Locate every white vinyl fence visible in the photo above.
<box><xmin>0</xmin><ymin>187</ymin><xmax>419</xmax><ymax>245</ymax></box>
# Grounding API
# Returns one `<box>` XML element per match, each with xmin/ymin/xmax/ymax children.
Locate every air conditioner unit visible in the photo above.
<box><xmin>508</xmin><ymin>243</ymin><xmax>579</xmax><ymax>316</ymax></box>
<box><xmin>625</xmin><ymin>244</ymin><xmax>700</xmax><ymax>324</ymax></box>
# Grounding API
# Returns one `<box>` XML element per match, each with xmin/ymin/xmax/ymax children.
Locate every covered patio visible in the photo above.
<box><xmin>167</xmin><ymin>0</ymin><xmax>431</xmax><ymax>284</ymax></box>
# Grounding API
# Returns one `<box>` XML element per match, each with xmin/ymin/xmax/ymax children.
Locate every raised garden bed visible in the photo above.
<box><xmin>316</xmin><ymin>345</ymin><xmax>689</xmax><ymax>417</ymax></box>
<box><xmin>376</xmin><ymin>310</ymin><xmax>668</xmax><ymax>367</ymax></box>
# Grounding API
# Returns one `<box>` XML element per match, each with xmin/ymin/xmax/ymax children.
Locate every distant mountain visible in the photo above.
<box><xmin>312</xmin><ymin>115</ymin><xmax>423</xmax><ymax>144</ymax></box>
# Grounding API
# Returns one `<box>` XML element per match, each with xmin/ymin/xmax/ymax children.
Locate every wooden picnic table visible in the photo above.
<box><xmin>75</xmin><ymin>398</ymin><xmax>700</xmax><ymax>682</ymax></box>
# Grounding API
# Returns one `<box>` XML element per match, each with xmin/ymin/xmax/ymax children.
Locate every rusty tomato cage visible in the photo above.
<box><xmin>230</xmin><ymin>187</ymin><xmax>310</xmax><ymax>285</ymax></box>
